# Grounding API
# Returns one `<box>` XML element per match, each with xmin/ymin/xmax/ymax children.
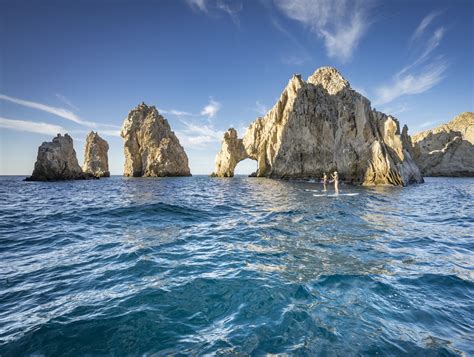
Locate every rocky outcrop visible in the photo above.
<box><xmin>83</xmin><ymin>131</ymin><xmax>110</xmax><ymax>178</ymax></box>
<box><xmin>26</xmin><ymin>134</ymin><xmax>91</xmax><ymax>181</ymax></box>
<box><xmin>412</xmin><ymin>112</ymin><xmax>474</xmax><ymax>176</ymax></box>
<box><xmin>121</xmin><ymin>102</ymin><xmax>191</xmax><ymax>177</ymax></box>
<box><xmin>211</xmin><ymin>128</ymin><xmax>248</xmax><ymax>177</ymax></box>
<box><xmin>212</xmin><ymin>66</ymin><xmax>423</xmax><ymax>186</ymax></box>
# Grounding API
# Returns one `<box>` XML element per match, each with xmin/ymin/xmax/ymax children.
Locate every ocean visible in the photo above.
<box><xmin>0</xmin><ymin>176</ymin><xmax>473</xmax><ymax>356</ymax></box>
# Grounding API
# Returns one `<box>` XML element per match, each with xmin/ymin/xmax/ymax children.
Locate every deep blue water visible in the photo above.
<box><xmin>0</xmin><ymin>176</ymin><xmax>473</xmax><ymax>356</ymax></box>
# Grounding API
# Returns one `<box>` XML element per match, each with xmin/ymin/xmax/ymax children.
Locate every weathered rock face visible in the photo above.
<box><xmin>212</xmin><ymin>66</ymin><xmax>423</xmax><ymax>186</ymax></box>
<box><xmin>211</xmin><ymin>128</ymin><xmax>247</xmax><ymax>177</ymax></box>
<box><xmin>83</xmin><ymin>131</ymin><xmax>110</xmax><ymax>178</ymax></box>
<box><xmin>121</xmin><ymin>103</ymin><xmax>191</xmax><ymax>177</ymax></box>
<box><xmin>26</xmin><ymin>134</ymin><xmax>89</xmax><ymax>181</ymax></box>
<box><xmin>412</xmin><ymin>112</ymin><xmax>474</xmax><ymax>176</ymax></box>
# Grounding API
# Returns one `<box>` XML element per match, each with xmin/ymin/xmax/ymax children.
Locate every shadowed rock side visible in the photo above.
<box><xmin>26</xmin><ymin>134</ymin><xmax>92</xmax><ymax>181</ymax></box>
<box><xmin>412</xmin><ymin>112</ymin><xmax>474</xmax><ymax>176</ymax></box>
<box><xmin>83</xmin><ymin>131</ymin><xmax>110</xmax><ymax>178</ymax></box>
<box><xmin>212</xmin><ymin>67</ymin><xmax>423</xmax><ymax>186</ymax></box>
<box><xmin>121</xmin><ymin>103</ymin><xmax>191</xmax><ymax>177</ymax></box>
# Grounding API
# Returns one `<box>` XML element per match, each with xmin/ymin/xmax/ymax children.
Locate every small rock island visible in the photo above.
<box><xmin>412</xmin><ymin>112</ymin><xmax>474</xmax><ymax>177</ymax></box>
<box><xmin>25</xmin><ymin>134</ymin><xmax>92</xmax><ymax>181</ymax></box>
<box><xmin>120</xmin><ymin>103</ymin><xmax>191</xmax><ymax>177</ymax></box>
<box><xmin>212</xmin><ymin>67</ymin><xmax>423</xmax><ymax>186</ymax></box>
<box><xmin>83</xmin><ymin>131</ymin><xmax>110</xmax><ymax>178</ymax></box>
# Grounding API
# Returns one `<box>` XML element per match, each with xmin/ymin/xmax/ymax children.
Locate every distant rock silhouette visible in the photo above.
<box><xmin>120</xmin><ymin>103</ymin><xmax>191</xmax><ymax>177</ymax></box>
<box><xmin>412</xmin><ymin>112</ymin><xmax>474</xmax><ymax>176</ymax></box>
<box><xmin>83</xmin><ymin>131</ymin><xmax>110</xmax><ymax>178</ymax></box>
<box><xmin>212</xmin><ymin>67</ymin><xmax>423</xmax><ymax>186</ymax></box>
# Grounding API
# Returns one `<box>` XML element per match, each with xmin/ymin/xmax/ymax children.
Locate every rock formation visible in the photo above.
<box><xmin>26</xmin><ymin>134</ymin><xmax>91</xmax><ymax>181</ymax></box>
<box><xmin>120</xmin><ymin>102</ymin><xmax>191</xmax><ymax>177</ymax></box>
<box><xmin>83</xmin><ymin>131</ymin><xmax>110</xmax><ymax>178</ymax></box>
<box><xmin>212</xmin><ymin>67</ymin><xmax>423</xmax><ymax>186</ymax></box>
<box><xmin>411</xmin><ymin>112</ymin><xmax>474</xmax><ymax>176</ymax></box>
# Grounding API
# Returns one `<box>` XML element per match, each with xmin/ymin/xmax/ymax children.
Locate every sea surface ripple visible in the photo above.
<box><xmin>0</xmin><ymin>176</ymin><xmax>473</xmax><ymax>356</ymax></box>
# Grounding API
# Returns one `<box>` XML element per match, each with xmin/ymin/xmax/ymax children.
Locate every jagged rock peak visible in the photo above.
<box><xmin>411</xmin><ymin>112</ymin><xmax>474</xmax><ymax>177</ymax></box>
<box><xmin>83</xmin><ymin>131</ymin><xmax>110</xmax><ymax>178</ymax></box>
<box><xmin>121</xmin><ymin>102</ymin><xmax>191</xmax><ymax>177</ymax></box>
<box><xmin>307</xmin><ymin>66</ymin><xmax>350</xmax><ymax>95</ymax></box>
<box><xmin>26</xmin><ymin>134</ymin><xmax>92</xmax><ymax>181</ymax></box>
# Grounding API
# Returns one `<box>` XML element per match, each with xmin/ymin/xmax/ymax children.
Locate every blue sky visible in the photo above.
<box><xmin>1</xmin><ymin>0</ymin><xmax>473</xmax><ymax>175</ymax></box>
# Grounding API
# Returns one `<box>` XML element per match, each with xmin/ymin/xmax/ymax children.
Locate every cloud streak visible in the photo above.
<box><xmin>0</xmin><ymin>117</ymin><xmax>66</xmax><ymax>136</ymax></box>
<box><xmin>411</xmin><ymin>11</ymin><xmax>442</xmax><ymax>42</ymax></box>
<box><xmin>55</xmin><ymin>93</ymin><xmax>80</xmax><ymax>111</ymax></box>
<box><xmin>186</xmin><ymin>0</ymin><xmax>242</xmax><ymax>25</ymax></box>
<box><xmin>0</xmin><ymin>94</ymin><xmax>98</xmax><ymax>127</ymax></box>
<box><xmin>375</xmin><ymin>62</ymin><xmax>447</xmax><ymax>106</ymax></box>
<box><xmin>274</xmin><ymin>0</ymin><xmax>372</xmax><ymax>62</ymax></box>
<box><xmin>374</xmin><ymin>11</ymin><xmax>447</xmax><ymax>106</ymax></box>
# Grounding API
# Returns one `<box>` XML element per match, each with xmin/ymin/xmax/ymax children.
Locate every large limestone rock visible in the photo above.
<box><xmin>121</xmin><ymin>102</ymin><xmax>191</xmax><ymax>177</ymax></box>
<box><xmin>83</xmin><ymin>131</ymin><xmax>110</xmax><ymax>178</ymax></box>
<box><xmin>212</xmin><ymin>67</ymin><xmax>423</xmax><ymax>186</ymax></box>
<box><xmin>412</xmin><ymin>112</ymin><xmax>474</xmax><ymax>176</ymax></box>
<box><xmin>26</xmin><ymin>134</ymin><xmax>90</xmax><ymax>181</ymax></box>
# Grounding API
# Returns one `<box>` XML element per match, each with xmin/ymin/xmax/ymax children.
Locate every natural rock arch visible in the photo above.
<box><xmin>211</xmin><ymin>67</ymin><xmax>423</xmax><ymax>186</ymax></box>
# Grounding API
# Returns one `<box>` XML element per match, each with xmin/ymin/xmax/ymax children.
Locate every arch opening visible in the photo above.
<box><xmin>234</xmin><ymin>158</ymin><xmax>258</xmax><ymax>176</ymax></box>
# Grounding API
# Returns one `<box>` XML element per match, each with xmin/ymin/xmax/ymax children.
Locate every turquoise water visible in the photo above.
<box><xmin>0</xmin><ymin>176</ymin><xmax>473</xmax><ymax>356</ymax></box>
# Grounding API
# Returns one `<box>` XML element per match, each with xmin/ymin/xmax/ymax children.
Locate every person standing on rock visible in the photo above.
<box><xmin>331</xmin><ymin>171</ymin><xmax>339</xmax><ymax>194</ymax></box>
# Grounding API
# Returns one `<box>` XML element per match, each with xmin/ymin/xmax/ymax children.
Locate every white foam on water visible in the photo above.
<box><xmin>313</xmin><ymin>193</ymin><xmax>360</xmax><ymax>197</ymax></box>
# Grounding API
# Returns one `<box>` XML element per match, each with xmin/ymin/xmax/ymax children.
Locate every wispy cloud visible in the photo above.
<box><xmin>186</xmin><ymin>0</ymin><xmax>207</xmax><ymax>12</ymax></box>
<box><xmin>399</xmin><ymin>26</ymin><xmax>445</xmax><ymax>76</ymax></box>
<box><xmin>55</xmin><ymin>93</ymin><xmax>79</xmax><ymax>111</ymax></box>
<box><xmin>411</xmin><ymin>11</ymin><xmax>442</xmax><ymax>42</ymax></box>
<box><xmin>375</xmin><ymin>62</ymin><xmax>447</xmax><ymax>106</ymax></box>
<box><xmin>0</xmin><ymin>117</ymin><xmax>66</xmax><ymax>136</ymax></box>
<box><xmin>374</xmin><ymin>11</ymin><xmax>447</xmax><ymax>106</ymax></box>
<box><xmin>0</xmin><ymin>94</ymin><xmax>121</xmax><ymax>133</ymax></box>
<box><xmin>175</xmin><ymin>119</ymin><xmax>223</xmax><ymax>148</ymax></box>
<box><xmin>186</xmin><ymin>0</ymin><xmax>242</xmax><ymax>25</ymax></box>
<box><xmin>158</xmin><ymin>108</ymin><xmax>195</xmax><ymax>117</ymax></box>
<box><xmin>274</xmin><ymin>0</ymin><xmax>372</xmax><ymax>62</ymax></box>
<box><xmin>200</xmin><ymin>98</ymin><xmax>221</xmax><ymax>118</ymax></box>
<box><xmin>270</xmin><ymin>17</ymin><xmax>312</xmax><ymax>65</ymax></box>
<box><xmin>0</xmin><ymin>94</ymin><xmax>97</xmax><ymax>127</ymax></box>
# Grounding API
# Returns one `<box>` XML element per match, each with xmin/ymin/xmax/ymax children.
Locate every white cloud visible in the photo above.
<box><xmin>374</xmin><ymin>62</ymin><xmax>447</xmax><ymax>106</ymax></box>
<box><xmin>55</xmin><ymin>93</ymin><xmax>79</xmax><ymax>111</ymax></box>
<box><xmin>0</xmin><ymin>94</ymin><xmax>97</xmax><ymax>127</ymax></box>
<box><xmin>186</xmin><ymin>0</ymin><xmax>208</xmax><ymax>12</ymax></box>
<box><xmin>411</xmin><ymin>11</ymin><xmax>442</xmax><ymax>42</ymax></box>
<box><xmin>0</xmin><ymin>94</ymin><xmax>122</xmax><ymax>134</ymax></box>
<box><xmin>374</xmin><ymin>11</ymin><xmax>447</xmax><ymax>106</ymax></box>
<box><xmin>186</xmin><ymin>0</ymin><xmax>242</xmax><ymax>24</ymax></box>
<box><xmin>274</xmin><ymin>0</ymin><xmax>371</xmax><ymax>62</ymax></box>
<box><xmin>399</xmin><ymin>26</ymin><xmax>445</xmax><ymax>76</ymax></box>
<box><xmin>174</xmin><ymin>118</ymin><xmax>224</xmax><ymax>148</ymax></box>
<box><xmin>158</xmin><ymin>108</ymin><xmax>195</xmax><ymax>117</ymax></box>
<box><xmin>200</xmin><ymin>98</ymin><xmax>221</xmax><ymax>118</ymax></box>
<box><xmin>0</xmin><ymin>117</ymin><xmax>66</xmax><ymax>136</ymax></box>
